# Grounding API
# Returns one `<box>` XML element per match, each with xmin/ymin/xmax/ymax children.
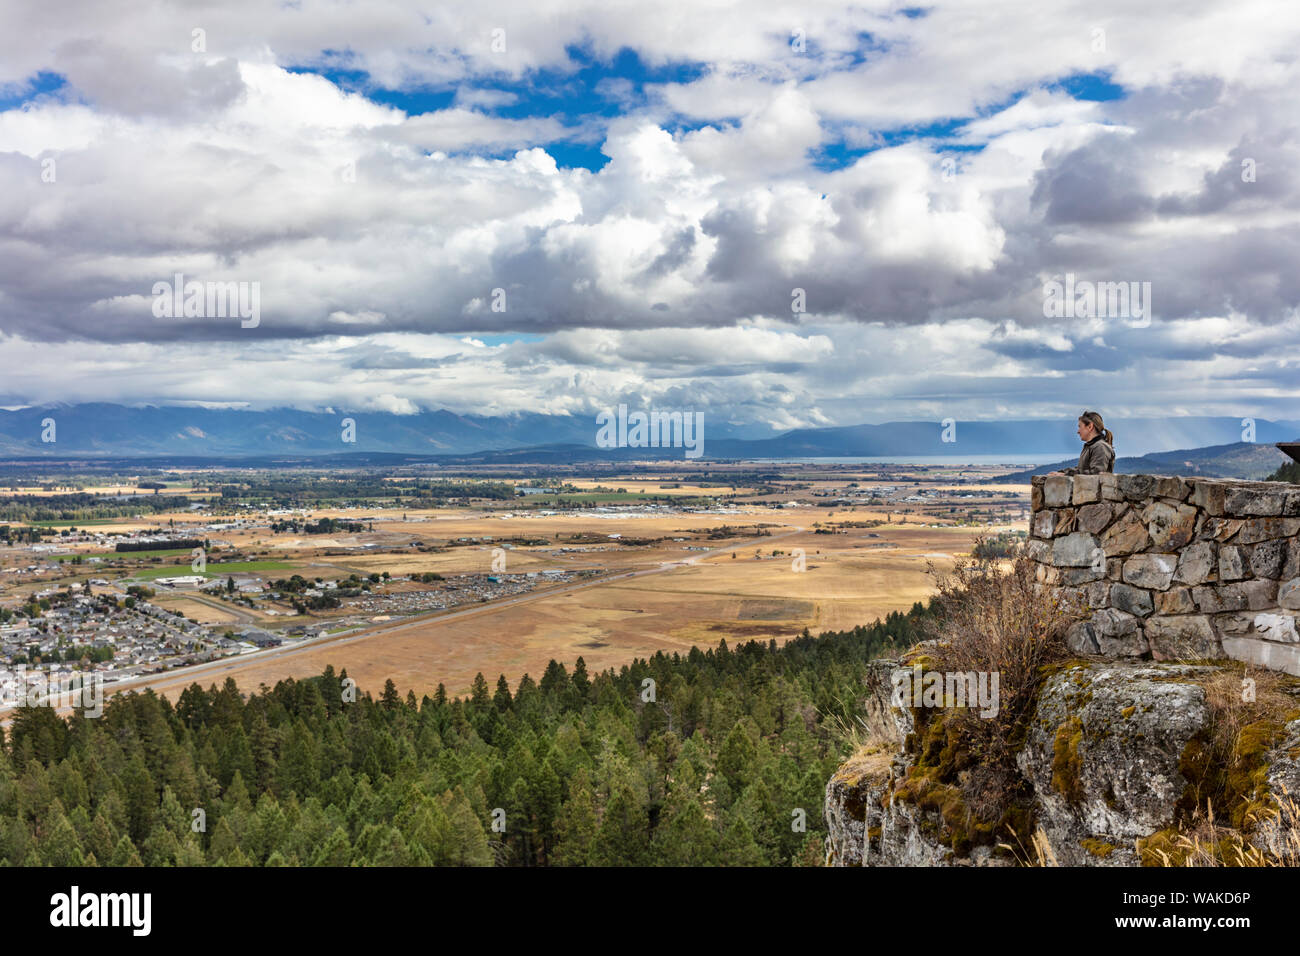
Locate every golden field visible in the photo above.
<box><xmin>1</xmin><ymin>462</ymin><xmax>1029</xmax><ymax>704</ymax></box>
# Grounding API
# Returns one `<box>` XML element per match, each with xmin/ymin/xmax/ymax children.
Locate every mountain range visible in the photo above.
<box><xmin>0</xmin><ymin>404</ymin><xmax>1296</xmax><ymax>472</ymax></box>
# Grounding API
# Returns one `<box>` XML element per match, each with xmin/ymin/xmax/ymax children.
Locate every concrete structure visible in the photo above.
<box><xmin>1028</xmin><ymin>473</ymin><xmax>1300</xmax><ymax>674</ymax></box>
<box><xmin>154</xmin><ymin>575</ymin><xmax>207</xmax><ymax>587</ymax></box>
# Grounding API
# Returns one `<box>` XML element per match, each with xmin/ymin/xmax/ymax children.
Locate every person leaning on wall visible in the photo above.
<box><xmin>1051</xmin><ymin>410</ymin><xmax>1115</xmax><ymax>476</ymax></box>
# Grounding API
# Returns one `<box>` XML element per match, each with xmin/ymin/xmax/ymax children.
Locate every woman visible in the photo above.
<box><xmin>1060</xmin><ymin>410</ymin><xmax>1115</xmax><ymax>475</ymax></box>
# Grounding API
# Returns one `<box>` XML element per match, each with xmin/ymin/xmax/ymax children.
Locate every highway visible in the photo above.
<box><xmin>2</xmin><ymin>524</ymin><xmax>805</xmax><ymax>712</ymax></box>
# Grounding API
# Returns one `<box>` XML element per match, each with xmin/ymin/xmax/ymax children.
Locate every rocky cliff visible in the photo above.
<box><xmin>826</xmin><ymin>653</ymin><xmax>1300</xmax><ymax>866</ymax></box>
<box><xmin>827</xmin><ymin>473</ymin><xmax>1300</xmax><ymax>866</ymax></box>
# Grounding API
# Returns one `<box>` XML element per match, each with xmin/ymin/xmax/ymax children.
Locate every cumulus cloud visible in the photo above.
<box><xmin>0</xmin><ymin>0</ymin><xmax>1297</xmax><ymax>425</ymax></box>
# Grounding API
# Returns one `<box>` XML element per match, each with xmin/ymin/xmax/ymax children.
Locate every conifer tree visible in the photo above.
<box><xmin>590</xmin><ymin>780</ymin><xmax>649</xmax><ymax>867</ymax></box>
<box><xmin>493</xmin><ymin>675</ymin><xmax>513</xmax><ymax>712</ymax></box>
<box><xmin>552</xmin><ymin>769</ymin><xmax>598</xmax><ymax>867</ymax></box>
<box><xmin>108</xmin><ymin>833</ymin><xmax>145</xmax><ymax>866</ymax></box>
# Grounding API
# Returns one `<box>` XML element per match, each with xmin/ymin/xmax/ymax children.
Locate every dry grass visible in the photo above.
<box><xmin>999</xmin><ymin>826</ymin><xmax>1060</xmax><ymax>867</ymax></box>
<box><xmin>1149</xmin><ymin>787</ymin><xmax>1300</xmax><ymax>867</ymax></box>
<box><xmin>926</xmin><ymin>554</ymin><xmax>1073</xmax><ymax>780</ymax></box>
<box><xmin>1147</xmin><ymin>664</ymin><xmax>1300</xmax><ymax>866</ymax></box>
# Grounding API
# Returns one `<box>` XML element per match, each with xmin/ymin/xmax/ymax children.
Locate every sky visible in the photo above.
<box><xmin>0</xmin><ymin>0</ymin><xmax>1297</xmax><ymax>430</ymax></box>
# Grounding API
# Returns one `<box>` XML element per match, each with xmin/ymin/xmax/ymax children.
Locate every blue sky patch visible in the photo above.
<box><xmin>1050</xmin><ymin>71</ymin><xmax>1124</xmax><ymax>101</ymax></box>
<box><xmin>0</xmin><ymin>71</ymin><xmax>67</xmax><ymax>111</ymax></box>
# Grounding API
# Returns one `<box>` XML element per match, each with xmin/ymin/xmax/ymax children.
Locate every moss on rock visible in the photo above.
<box><xmin>1051</xmin><ymin>716</ymin><xmax>1085</xmax><ymax>804</ymax></box>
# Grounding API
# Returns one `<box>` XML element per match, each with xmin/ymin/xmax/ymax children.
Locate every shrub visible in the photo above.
<box><xmin>918</xmin><ymin>555</ymin><xmax>1073</xmax><ymax>823</ymax></box>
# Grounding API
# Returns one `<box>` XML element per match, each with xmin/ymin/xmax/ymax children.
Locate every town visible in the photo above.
<box><xmin>0</xmin><ymin>462</ymin><xmax>1027</xmax><ymax>704</ymax></box>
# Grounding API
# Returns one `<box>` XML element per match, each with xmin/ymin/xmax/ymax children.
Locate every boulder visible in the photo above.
<box><xmin>1119</xmin><ymin>474</ymin><xmax>1156</xmax><ymax>502</ymax></box>
<box><xmin>1144</xmin><ymin>501</ymin><xmax>1198</xmax><ymax>550</ymax></box>
<box><xmin>1285</xmin><ymin>490</ymin><xmax>1300</xmax><ymax>518</ymax></box>
<box><xmin>1043</xmin><ymin>475</ymin><xmax>1072</xmax><ymax>508</ymax></box>
<box><xmin>1189</xmin><ymin>480</ymin><xmax>1227</xmax><ymax>516</ymax></box>
<box><xmin>1199</xmin><ymin>517</ymin><xmax>1243</xmax><ymax>543</ymax></box>
<box><xmin>1226</xmin><ymin>487</ymin><xmax>1288</xmax><ymax>517</ymax></box>
<box><xmin>1146</xmin><ymin>615</ymin><xmax>1219</xmax><ymax>660</ymax></box>
<box><xmin>1239</xmin><ymin>579</ymin><xmax>1278</xmax><ymax>611</ymax></box>
<box><xmin>1053</xmin><ymin>532</ymin><xmax>1102</xmax><ymax>568</ymax></box>
<box><xmin>1155</xmin><ymin>588</ymin><xmax>1195</xmax><ymax>615</ymax></box>
<box><xmin>1249</xmin><ymin>540</ymin><xmax>1287</xmax><ymax>579</ymax></box>
<box><xmin>828</xmin><ymin>654</ymin><xmax>1300</xmax><ymax>867</ymax></box>
<box><xmin>1252</xmin><ymin>720</ymin><xmax>1300</xmax><ymax>861</ymax></box>
<box><xmin>1283</xmin><ymin>542</ymin><xmax>1300</xmax><ymax>581</ymax></box>
<box><xmin>1173</xmin><ymin>541</ymin><xmax>1217</xmax><ymax>586</ymax></box>
<box><xmin>1192</xmin><ymin>584</ymin><xmax>1246</xmax><ymax>614</ymax></box>
<box><xmin>1101</xmin><ymin>509</ymin><xmax>1151</xmax><ymax>556</ymax></box>
<box><xmin>1110</xmin><ymin>583</ymin><xmax>1154</xmax><ymax>617</ymax></box>
<box><xmin>1024</xmin><ymin>539</ymin><xmax>1051</xmax><ymax>564</ymax></box>
<box><xmin>1073</xmin><ymin>475</ymin><xmax>1101</xmax><ymax>504</ymax></box>
<box><xmin>1065</xmin><ymin>620</ymin><xmax>1100</xmax><ymax>655</ymax></box>
<box><xmin>1122</xmin><ymin>553</ymin><xmax>1177</xmax><ymax>590</ymax></box>
<box><xmin>1236</xmin><ymin>517</ymin><xmax>1299</xmax><ymax>545</ymax></box>
<box><xmin>1091</xmin><ymin>608</ymin><xmax>1148</xmax><ymax>656</ymax></box>
<box><xmin>1219</xmin><ymin>546</ymin><xmax>1247</xmax><ymax>582</ymax></box>
<box><xmin>1077</xmin><ymin>502</ymin><xmax>1114</xmax><ymax>535</ymax></box>
<box><xmin>1018</xmin><ymin>663</ymin><xmax>1211</xmax><ymax>864</ymax></box>
<box><xmin>1153</xmin><ymin>476</ymin><xmax>1189</xmax><ymax>501</ymax></box>
<box><xmin>1062</xmin><ymin>566</ymin><xmax>1107</xmax><ymax>585</ymax></box>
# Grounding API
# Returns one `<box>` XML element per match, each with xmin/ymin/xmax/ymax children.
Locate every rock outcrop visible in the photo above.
<box><xmin>826</xmin><ymin>655</ymin><xmax>1300</xmax><ymax>866</ymax></box>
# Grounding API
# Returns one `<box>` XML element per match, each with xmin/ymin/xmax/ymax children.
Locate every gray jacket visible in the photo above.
<box><xmin>1065</xmin><ymin>437</ymin><xmax>1114</xmax><ymax>475</ymax></box>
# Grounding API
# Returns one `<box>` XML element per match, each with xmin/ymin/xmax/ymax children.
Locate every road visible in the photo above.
<box><xmin>180</xmin><ymin>591</ymin><xmax>261</xmax><ymax>625</ymax></box>
<box><xmin>3</xmin><ymin>524</ymin><xmax>805</xmax><ymax>711</ymax></box>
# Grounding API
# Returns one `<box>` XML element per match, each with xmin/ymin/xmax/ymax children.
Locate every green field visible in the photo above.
<box><xmin>523</xmin><ymin>493</ymin><xmax>716</xmax><ymax>506</ymax></box>
<box><xmin>132</xmin><ymin>560</ymin><xmax>293</xmax><ymax>580</ymax></box>
<box><xmin>28</xmin><ymin>518</ymin><xmax>136</xmax><ymax>528</ymax></box>
<box><xmin>58</xmin><ymin>548</ymin><xmax>195</xmax><ymax>561</ymax></box>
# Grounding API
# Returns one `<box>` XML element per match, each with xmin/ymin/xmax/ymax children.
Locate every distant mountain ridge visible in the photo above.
<box><xmin>0</xmin><ymin>404</ymin><xmax>1296</xmax><ymax>464</ymax></box>
<box><xmin>997</xmin><ymin>440</ymin><xmax>1293</xmax><ymax>481</ymax></box>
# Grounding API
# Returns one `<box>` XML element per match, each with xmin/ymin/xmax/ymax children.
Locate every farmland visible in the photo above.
<box><xmin>0</xmin><ymin>459</ymin><xmax>1030</xmax><ymax>705</ymax></box>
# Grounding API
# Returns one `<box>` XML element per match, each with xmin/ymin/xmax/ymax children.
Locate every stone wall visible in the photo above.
<box><xmin>1028</xmin><ymin>473</ymin><xmax>1300</xmax><ymax>674</ymax></box>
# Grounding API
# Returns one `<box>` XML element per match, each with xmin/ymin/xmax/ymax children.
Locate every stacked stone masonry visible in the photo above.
<box><xmin>1028</xmin><ymin>473</ymin><xmax>1300</xmax><ymax>675</ymax></box>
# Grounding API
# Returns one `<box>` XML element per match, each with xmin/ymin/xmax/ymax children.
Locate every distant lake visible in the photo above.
<box><xmin>750</xmin><ymin>455</ymin><xmax>1064</xmax><ymax>465</ymax></box>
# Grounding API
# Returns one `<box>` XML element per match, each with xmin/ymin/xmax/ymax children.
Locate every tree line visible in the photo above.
<box><xmin>0</xmin><ymin>604</ymin><xmax>928</xmax><ymax>866</ymax></box>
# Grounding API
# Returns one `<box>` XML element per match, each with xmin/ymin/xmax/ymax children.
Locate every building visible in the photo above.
<box><xmin>154</xmin><ymin>575</ymin><xmax>207</xmax><ymax>587</ymax></box>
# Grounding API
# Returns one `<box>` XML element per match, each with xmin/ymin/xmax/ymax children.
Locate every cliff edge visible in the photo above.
<box><xmin>826</xmin><ymin>472</ymin><xmax>1300</xmax><ymax>868</ymax></box>
<box><xmin>826</xmin><ymin>654</ymin><xmax>1300</xmax><ymax>866</ymax></box>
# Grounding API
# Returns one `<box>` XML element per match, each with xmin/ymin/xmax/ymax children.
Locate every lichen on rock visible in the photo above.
<box><xmin>825</xmin><ymin>654</ymin><xmax>1300</xmax><ymax>867</ymax></box>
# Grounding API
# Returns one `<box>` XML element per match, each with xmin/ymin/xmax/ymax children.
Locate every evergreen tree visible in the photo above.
<box><xmin>493</xmin><ymin>675</ymin><xmax>513</xmax><ymax>712</ymax></box>
<box><xmin>0</xmin><ymin>604</ymin><xmax>929</xmax><ymax>868</ymax></box>
<box><xmin>552</xmin><ymin>769</ymin><xmax>599</xmax><ymax>866</ymax></box>
<box><xmin>590</xmin><ymin>781</ymin><xmax>649</xmax><ymax>867</ymax></box>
